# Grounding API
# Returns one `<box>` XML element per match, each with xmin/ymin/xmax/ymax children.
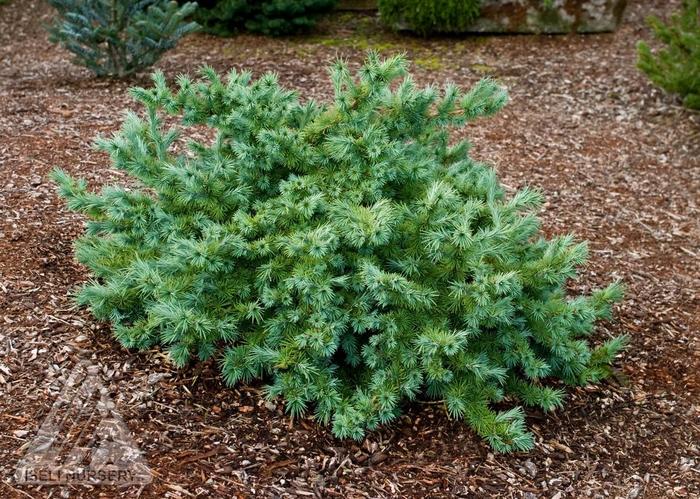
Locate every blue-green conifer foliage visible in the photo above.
<box><xmin>53</xmin><ymin>53</ymin><xmax>626</xmax><ymax>452</ymax></box>
<box><xmin>47</xmin><ymin>0</ymin><xmax>199</xmax><ymax>77</ymax></box>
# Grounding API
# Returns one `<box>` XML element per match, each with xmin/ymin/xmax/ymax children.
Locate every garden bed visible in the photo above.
<box><xmin>0</xmin><ymin>0</ymin><xmax>698</xmax><ymax>497</ymax></box>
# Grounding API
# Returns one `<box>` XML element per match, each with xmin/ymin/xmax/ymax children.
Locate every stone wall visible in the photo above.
<box><xmin>337</xmin><ymin>0</ymin><xmax>628</xmax><ymax>33</ymax></box>
<box><xmin>468</xmin><ymin>0</ymin><xmax>627</xmax><ymax>33</ymax></box>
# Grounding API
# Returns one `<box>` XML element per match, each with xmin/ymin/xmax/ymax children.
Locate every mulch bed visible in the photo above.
<box><xmin>0</xmin><ymin>0</ymin><xmax>698</xmax><ymax>497</ymax></box>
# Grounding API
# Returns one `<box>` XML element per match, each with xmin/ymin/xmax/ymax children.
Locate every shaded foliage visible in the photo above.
<box><xmin>193</xmin><ymin>0</ymin><xmax>337</xmax><ymax>36</ymax></box>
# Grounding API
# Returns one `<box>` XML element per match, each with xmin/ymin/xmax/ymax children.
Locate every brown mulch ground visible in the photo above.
<box><xmin>1</xmin><ymin>0</ymin><xmax>699</xmax><ymax>497</ymax></box>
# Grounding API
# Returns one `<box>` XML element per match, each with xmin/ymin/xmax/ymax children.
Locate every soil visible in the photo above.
<box><xmin>0</xmin><ymin>0</ymin><xmax>698</xmax><ymax>497</ymax></box>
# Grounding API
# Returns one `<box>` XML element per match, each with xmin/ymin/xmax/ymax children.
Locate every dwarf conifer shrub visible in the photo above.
<box><xmin>193</xmin><ymin>0</ymin><xmax>337</xmax><ymax>36</ymax></box>
<box><xmin>47</xmin><ymin>0</ymin><xmax>199</xmax><ymax>77</ymax></box>
<box><xmin>54</xmin><ymin>53</ymin><xmax>625</xmax><ymax>452</ymax></box>
<box><xmin>637</xmin><ymin>0</ymin><xmax>700</xmax><ymax>109</ymax></box>
<box><xmin>378</xmin><ymin>0</ymin><xmax>482</xmax><ymax>35</ymax></box>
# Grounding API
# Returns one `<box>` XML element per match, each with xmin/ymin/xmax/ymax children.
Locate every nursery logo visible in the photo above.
<box><xmin>14</xmin><ymin>361</ymin><xmax>152</xmax><ymax>486</ymax></box>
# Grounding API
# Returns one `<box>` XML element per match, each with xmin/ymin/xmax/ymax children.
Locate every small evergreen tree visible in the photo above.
<box><xmin>53</xmin><ymin>53</ymin><xmax>626</xmax><ymax>452</ymax></box>
<box><xmin>378</xmin><ymin>0</ymin><xmax>482</xmax><ymax>35</ymax></box>
<box><xmin>193</xmin><ymin>0</ymin><xmax>337</xmax><ymax>36</ymax></box>
<box><xmin>47</xmin><ymin>0</ymin><xmax>199</xmax><ymax>77</ymax></box>
<box><xmin>637</xmin><ymin>0</ymin><xmax>700</xmax><ymax>110</ymax></box>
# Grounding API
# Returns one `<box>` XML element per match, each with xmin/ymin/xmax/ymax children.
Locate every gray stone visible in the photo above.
<box><xmin>466</xmin><ymin>0</ymin><xmax>628</xmax><ymax>33</ymax></box>
<box><xmin>523</xmin><ymin>459</ymin><xmax>538</xmax><ymax>478</ymax></box>
<box><xmin>359</xmin><ymin>0</ymin><xmax>628</xmax><ymax>34</ymax></box>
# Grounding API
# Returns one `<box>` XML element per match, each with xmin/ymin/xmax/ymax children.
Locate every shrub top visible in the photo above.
<box><xmin>637</xmin><ymin>0</ymin><xmax>700</xmax><ymax>109</ymax></box>
<box><xmin>378</xmin><ymin>0</ymin><xmax>483</xmax><ymax>35</ymax></box>
<box><xmin>54</xmin><ymin>53</ymin><xmax>625</xmax><ymax>452</ymax></box>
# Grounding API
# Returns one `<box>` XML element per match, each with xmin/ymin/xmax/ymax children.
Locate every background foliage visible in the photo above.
<box><xmin>54</xmin><ymin>53</ymin><xmax>625</xmax><ymax>452</ymax></box>
<box><xmin>638</xmin><ymin>0</ymin><xmax>700</xmax><ymax>109</ymax></box>
<box><xmin>193</xmin><ymin>0</ymin><xmax>337</xmax><ymax>36</ymax></box>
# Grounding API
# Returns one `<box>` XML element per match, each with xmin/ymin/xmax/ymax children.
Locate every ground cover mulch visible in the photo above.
<box><xmin>0</xmin><ymin>0</ymin><xmax>698</xmax><ymax>497</ymax></box>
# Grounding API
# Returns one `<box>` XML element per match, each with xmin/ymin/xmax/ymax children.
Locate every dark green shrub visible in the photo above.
<box><xmin>53</xmin><ymin>53</ymin><xmax>625</xmax><ymax>452</ymax></box>
<box><xmin>194</xmin><ymin>0</ymin><xmax>337</xmax><ymax>36</ymax></box>
<box><xmin>378</xmin><ymin>0</ymin><xmax>482</xmax><ymax>35</ymax></box>
<box><xmin>637</xmin><ymin>0</ymin><xmax>700</xmax><ymax>109</ymax></box>
<box><xmin>47</xmin><ymin>0</ymin><xmax>199</xmax><ymax>77</ymax></box>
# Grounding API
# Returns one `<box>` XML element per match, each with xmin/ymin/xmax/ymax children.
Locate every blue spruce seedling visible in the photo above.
<box><xmin>47</xmin><ymin>0</ymin><xmax>199</xmax><ymax>77</ymax></box>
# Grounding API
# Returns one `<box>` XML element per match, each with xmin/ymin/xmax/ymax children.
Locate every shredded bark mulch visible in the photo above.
<box><xmin>0</xmin><ymin>0</ymin><xmax>698</xmax><ymax>497</ymax></box>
